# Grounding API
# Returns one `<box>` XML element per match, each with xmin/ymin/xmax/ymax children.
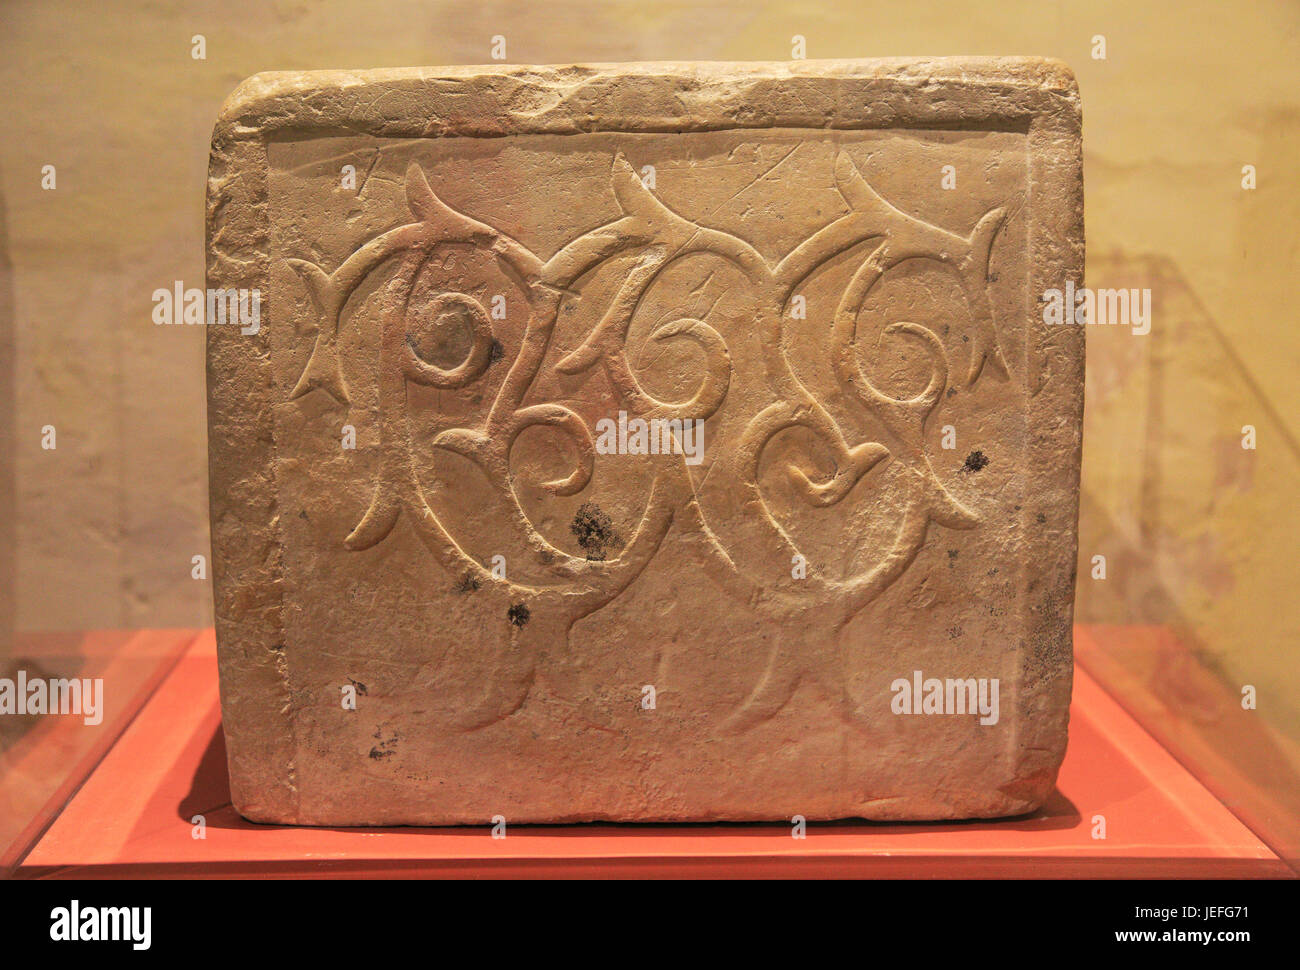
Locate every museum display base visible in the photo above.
<box><xmin>7</xmin><ymin>629</ymin><xmax>1290</xmax><ymax>879</ymax></box>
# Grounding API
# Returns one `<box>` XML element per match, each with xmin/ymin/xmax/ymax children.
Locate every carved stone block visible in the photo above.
<box><xmin>207</xmin><ymin>59</ymin><xmax>1084</xmax><ymax>824</ymax></box>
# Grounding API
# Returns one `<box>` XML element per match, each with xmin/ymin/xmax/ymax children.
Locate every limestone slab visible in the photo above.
<box><xmin>206</xmin><ymin>58</ymin><xmax>1084</xmax><ymax>825</ymax></box>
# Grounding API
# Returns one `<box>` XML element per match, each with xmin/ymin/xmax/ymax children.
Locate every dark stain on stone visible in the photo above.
<box><xmin>348</xmin><ymin>678</ymin><xmax>368</xmax><ymax>695</ymax></box>
<box><xmin>507</xmin><ymin>602</ymin><xmax>530</xmax><ymax>627</ymax></box>
<box><xmin>454</xmin><ymin>573</ymin><xmax>480</xmax><ymax>594</ymax></box>
<box><xmin>962</xmin><ymin>450</ymin><xmax>989</xmax><ymax>473</ymax></box>
<box><xmin>570</xmin><ymin>502</ymin><xmax>620</xmax><ymax>561</ymax></box>
<box><xmin>369</xmin><ymin>728</ymin><xmax>399</xmax><ymax>760</ymax></box>
<box><xmin>298</xmin><ymin>508</ymin><xmax>309</xmax><ymax>520</ymax></box>
<box><xmin>1036</xmin><ymin>512</ymin><xmax>1047</xmax><ymax>524</ymax></box>
<box><xmin>488</xmin><ymin>338</ymin><xmax>505</xmax><ymax>364</ymax></box>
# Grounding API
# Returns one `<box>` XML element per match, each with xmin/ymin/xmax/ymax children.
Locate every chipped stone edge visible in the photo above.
<box><xmin>206</xmin><ymin>57</ymin><xmax>1083</xmax><ymax>824</ymax></box>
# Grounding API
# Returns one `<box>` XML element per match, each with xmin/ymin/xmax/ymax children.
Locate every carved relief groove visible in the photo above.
<box><xmin>286</xmin><ymin>151</ymin><xmax>1010</xmax><ymax>730</ymax></box>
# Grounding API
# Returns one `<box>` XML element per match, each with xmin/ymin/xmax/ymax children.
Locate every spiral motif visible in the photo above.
<box><xmin>403</xmin><ymin>291</ymin><xmax>496</xmax><ymax>389</ymax></box>
<box><xmin>282</xmin><ymin>152</ymin><xmax>1009</xmax><ymax>730</ymax></box>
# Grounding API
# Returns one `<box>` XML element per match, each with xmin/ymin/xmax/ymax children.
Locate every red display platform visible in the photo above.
<box><xmin>11</xmin><ymin>630</ymin><xmax>1291</xmax><ymax>878</ymax></box>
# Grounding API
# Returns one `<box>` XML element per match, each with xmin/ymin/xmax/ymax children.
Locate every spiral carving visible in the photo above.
<box><xmin>285</xmin><ymin>151</ymin><xmax>1010</xmax><ymax>730</ymax></box>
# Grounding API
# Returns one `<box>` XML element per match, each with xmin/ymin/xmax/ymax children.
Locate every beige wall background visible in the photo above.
<box><xmin>1</xmin><ymin>0</ymin><xmax>1297</xmax><ymax>777</ymax></box>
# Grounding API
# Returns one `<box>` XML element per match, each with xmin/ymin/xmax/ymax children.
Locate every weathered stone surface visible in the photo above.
<box><xmin>207</xmin><ymin>58</ymin><xmax>1083</xmax><ymax>825</ymax></box>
